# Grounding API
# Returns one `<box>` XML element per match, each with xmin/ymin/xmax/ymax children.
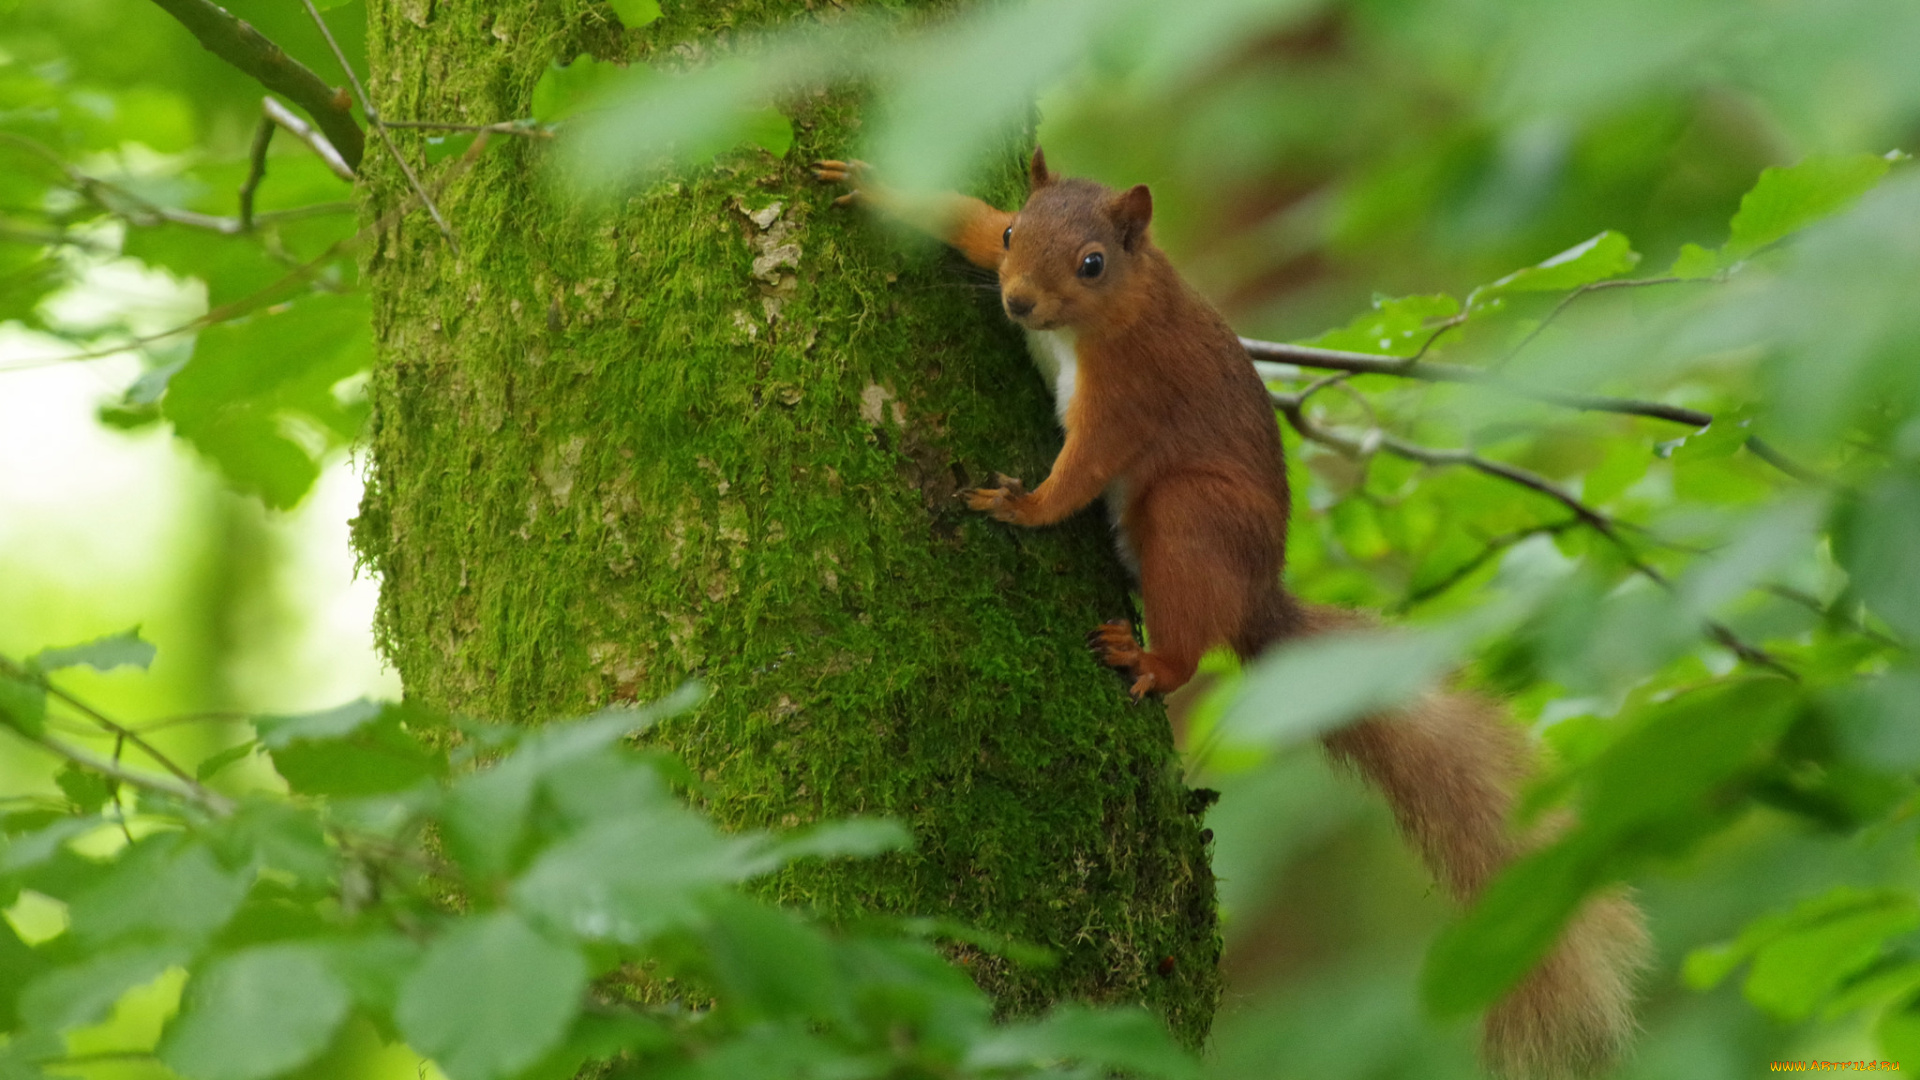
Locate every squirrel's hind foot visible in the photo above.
<box><xmin>1088</xmin><ymin>620</ymin><xmax>1156</xmax><ymax>701</ymax></box>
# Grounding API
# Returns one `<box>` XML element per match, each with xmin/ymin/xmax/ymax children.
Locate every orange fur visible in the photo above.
<box><xmin>817</xmin><ymin>149</ymin><xmax>1650</xmax><ymax>1078</ymax></box>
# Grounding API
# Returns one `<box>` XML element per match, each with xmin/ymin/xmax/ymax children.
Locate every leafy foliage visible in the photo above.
<box><xmin>0</xmin><ymin>651</ymin><xmax>1192</xmax><ymax>1080</ymax></box>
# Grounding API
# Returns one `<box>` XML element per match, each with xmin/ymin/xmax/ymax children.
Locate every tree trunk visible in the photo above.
<box><xmin>352</xmin><ymin>0</ymin><xmax>1219</xmax><ymax>1043</ymax></box>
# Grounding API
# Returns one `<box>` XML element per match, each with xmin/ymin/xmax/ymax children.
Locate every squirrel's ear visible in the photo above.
<box><xmin>1109</xmin><ymin>184</ymin><xmax>1153</xmax><ymax>252</ymax></box>
<box><xmin>1030</xmin><ymin>146</ymin><xmax>1053</xmax><ymax>188</ymax></box>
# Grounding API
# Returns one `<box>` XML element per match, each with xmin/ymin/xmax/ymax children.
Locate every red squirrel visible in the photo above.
<box><xmin>815</xmin><ymin>150</ymin><xmax>1649</xmax><ymax>1079</ymax></box>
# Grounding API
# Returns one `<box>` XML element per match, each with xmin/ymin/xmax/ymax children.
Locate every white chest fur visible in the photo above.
<box><xmin>1024</xmin><ymin>328</ymin><xmax>1079</xmax><ymax>424</ymax></box>
<box><xmin>1020</xmin><ymin>327</ymin><xmax>1137</xmax><ymax>573</ymax></box>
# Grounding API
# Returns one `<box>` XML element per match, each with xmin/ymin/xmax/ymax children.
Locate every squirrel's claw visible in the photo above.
<box><xmin>965</xmin><ymin>474</ymin><xmax>1029</xmax><ymax>523</ymax></box>
<box><xmin>1089</xmin><ymin>620</ymin><xmax>1141</xmax><ymax>666</ymax></box>
<box><xmin>1126</xmin><ymin>673</ymin><xmax>1158</xmax><ymax>703</ymax></box>
<box><xmin>1087</xmin><ymin>621</ymin><xmax>1158</xmax><ymax>702</ymax></box>
<box><xmin>814</xmin><ymin>159</ymin><xmax>874</xmax><ymax>207</ymax></box>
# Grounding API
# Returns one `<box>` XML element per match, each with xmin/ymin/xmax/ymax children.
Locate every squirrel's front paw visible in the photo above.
<box><xmin>965</xmin><ymin>473</ymin><xmax>1029</xmax><ymax>523</ymax></box>
<box><xmin>812</xmin><ymin>159</ymin><xmax>873</xmax><ymax>207</ymax></box>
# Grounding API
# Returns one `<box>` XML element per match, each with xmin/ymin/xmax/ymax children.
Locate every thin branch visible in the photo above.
<box><xmin>1745</xmin><ymin>437</ymin><xmax>1825</xmax><ymax>485</ymax></box>
<box><xmin>302</xmin><ymin>0</ymin><xmax>457</xmax><ymax>251</ymax></box>
<box><xmin>264</xmin><ymin>96</ymin><xmax>356</xmax><ymax>180</ymax></box>
<box><xmin>1272</xmin><ymin>394</ymin><xmax>1794</xmax><ymax>677</ymax></box>
<box><xmin>1393</xmin><ymin>519</ymin><xmax>1581</xmax><ymax>613</ymax></box>
<box><xmin>1765</xmin><ymin>585</ymin><xmax>1907</xmax><ymax>651</ymax></box>
<box><xmin>145</xmin><ymin>0</ymin><xmax>363</xmax><ymax>170</ymax></box>
<box><xmin>1490</xmin><ymin>276</ymin><xmax>1695</xmax><ymax>372</ymax></box>
<box><xmin>1404</xmin><ymin>312</ymin><xmax>1468</xmax><ymax>366</ymax></box>
<box><xmin>9</xmin><ymin>728</ymin><xmax>230</xmax><ymax>814</ymax></box>
<box><xmin>1247</xmin><ymin>339</ymin><xmax>1715</xmax><ymax>428</ymax></box>
<box><xmin>239</xmin><ymin>112</ymin><xmax>275</xmax><ymax>232</ymax></box>
<box><xmin>35</xmin><ymin>682</ymin><xmax>204</xmax><ymax>792</ymax></box>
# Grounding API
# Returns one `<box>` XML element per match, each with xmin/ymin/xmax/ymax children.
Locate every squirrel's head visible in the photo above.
<box><xmin>998</xmin><ymin>147</ymin><xmax>1154</xmax><ymax>332</ymax></box>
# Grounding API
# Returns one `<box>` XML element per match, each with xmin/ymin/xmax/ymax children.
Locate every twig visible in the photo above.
<box><xmin>0</xmin><ymin>657</ymin><xmax>232</xmax><ymax>812</ymax></box>
<box><xmin>33</xmin><ymin>679</ymin><xmax>204</xmax><ymax>792</ymax></box>
<box><xmin>264</xmin><ymin>97</ymin><xmax>356</xmax><ymax>180</ymax></box>
<box><xmin>1744</xmin><ymin>437</ymin><xmax>1824</xmax><ymax>485</ymax></box>
<box><xmin>1490</xmin><ymin>276</ymin><xmax>1693</xmax><ymax>372</ymax></box>
<box><xmin>1404</xmin><ymin>312</ymin><xmax>1468</xmax><ymax>366</ymax></box>
<box><xmin>239</xmin><ymin>97</ymin><xmax>358</xmax><ymax>230</ymax></box>
<box><xmin>301</xmin><ymin>0</ymin><xmax>458</xmax><ymax>251</ymax></box>
<box><xmin>1765</xmin><ymin>585</ymin><xmax>1907</xmax><ymax>651</ymax></box>
<box><xmin>145</xmin><ymin>0</ymin><xmax>363</xmax><ymax>170</ymax></box>
<box><xmin>239</xmin><ymin>112</ymin><xmax>275</xmax><ymax>232</ymax></box>
<box><xmin>135</xmin><ymin>709</ymin><xmax>253</xmax><ymax>733</ymax></box>
<box><xmin>1272</xmin><ymin>395</ymin><xmax>1794</xmax><ymax>676</ymax></box>
<box><xmin>9</xmin><ymin>728</ymin><xmax>231</xmax><ymax>814</ymax></box>
<box><xmin>1393</xmin><ymin>519</ymin><xmax>1581</xmax><ymax>613</ymax></box>
<box><xmin>1247</xmin><ymin>339</ymin><xmax>1715</xmax><ymax>428</ymax></box>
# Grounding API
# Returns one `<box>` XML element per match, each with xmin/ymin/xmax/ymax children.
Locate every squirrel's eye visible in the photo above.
<box><xmin>1078</xmin><ymin>252</ymin><xmax>1104</xmax><ymax>279</ymax></box>
<box><xmin>1002</xmin><ymin>225</ymin><xmax>1012</xmax><ymax>249</ymax></box>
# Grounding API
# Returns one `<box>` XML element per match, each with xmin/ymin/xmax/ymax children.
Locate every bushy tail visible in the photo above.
<box><xmin>1296</xmin><ymin>603</ymin><xmax>1651</xmax><ymax>1079</ymax></box>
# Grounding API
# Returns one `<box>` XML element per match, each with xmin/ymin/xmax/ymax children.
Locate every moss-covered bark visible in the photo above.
<box><xmin>352</xmin><ymin>0</ymin><xmax>1219</xmax><ymax>1043</ymax></box>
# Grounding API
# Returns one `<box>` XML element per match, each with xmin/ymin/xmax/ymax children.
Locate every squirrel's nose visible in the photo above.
<box><xmin>1004</xmin><ymin>294</ymin><xmax>1035</xmax><ymax>319</ymax></box>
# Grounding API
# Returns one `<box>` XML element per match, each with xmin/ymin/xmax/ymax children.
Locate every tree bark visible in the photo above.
<box><xmin>352</xmin><ymin>0</ymin><xmax>1219</xmax><ymax>1043</ymax></box>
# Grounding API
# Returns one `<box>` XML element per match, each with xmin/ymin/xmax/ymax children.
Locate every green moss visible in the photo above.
<box><xmin>353</xmin><ymin>0</ymin><xmax>1219</xmax><ymax>1046</ymax></box>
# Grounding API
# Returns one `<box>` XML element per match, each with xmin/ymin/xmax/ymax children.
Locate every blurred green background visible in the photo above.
<box><xmin>6</xmin><ymin>0</ymin><xmax>1920</xmax><ymax>1076</ymax></box>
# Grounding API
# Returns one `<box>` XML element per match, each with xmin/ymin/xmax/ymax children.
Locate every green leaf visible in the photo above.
<box><xmin>159</xmin><ymin>944</ymin><xmax>353</xmax><ymax>1080</ymax></box>
<box><xmin>121</xmin><ymin>223</ymin><xmax>288</xmax><ymax>308</ymax></box>
<box><xmin>1832</xmin><ymin>670</ymin><xmax>1920</xmax><ymax>772</ymax></box>
<box><xmin>163</xmin><ymin>292</ymin><xmax>372</xmax><ymax>509</ymax></box>
<box><xmin>1682</xmin><ymin>941</ymin><xmax>1746</xmax><ymax>991</ymax></box>
<box><xmin>31</xmin><ymin>628</ymin><xmax>155</xmax><ymax>673</ymax></box>
<box><xmin>54</xmin><ymin>765</ymin><xmax>113</xmax><ymax>814</ymax></box>
<box><xmin>0</xmin><ymin>817</ymin><xmax>94</xmax><ymax>875</ymax></box>
<box><xmin>0</xmin><ymin>670</ymin><xmax>47</xmax><ymax>738</ymax></box>
<box><xmin>395</xmin><ymin>913</ymin><xmax>587</xmax><ymax>1080</ymax></box>
<box><xmin>736</xmin><ymin>106</ymin><xmax>793</xmax><ymax>159</ymax></box>
<box><xmin>1476</xmin><ymin>231</ymin><xmax>1640</xmax><ymax>298</ymax></box>
<box><xmin>607</xmin><ymin>0</ymin><xmax>661</xmax><ymax>29</ymax></box>
<box><xmin>1833</xmin><ymin>472</ymin><xmax>1920</xmax><ymax>642</ymax></box>
<box><xmin>1880</xmin><ymin>995</ymin><xmax>1920</xmax><ymax>1062</ymax></box>
<box><xmin>531</xmin><ymin>54</ymin><xmax>627</xmax><ymax>124</ymax></box>
<box><xmin>963</xmin><ymin>1005</ymin><xmax>1200</xmax><ymax>1079</ymax></box>
<box><xmin>1666</xmin><ymin>241</ymin><xmax>1722</xmax><ymax>280</ymax></box>
<box><xmin>259</xmin><ymin>701</ymin><xmax>443</xmax><ymax>798</ymax></box>
<box><xmin>18</xmin><ymin>943</ymin><xmax>186</xmax><ymax>1032</ymax></box>
<box><xmin>324</xmin><ymin>933</ymin><xmax>421</xmax><ymax>1018</ymax></box>
<box><xmin>1677</xmin><ymin>495</ymin><xmax>1827</xmax><ymax>617</ymax></box>
<box><xmin>1423</xmin><ymin>838</ymin><xmax>1609</xmax><ymax>1017</ymax></box>
<box><xmin>701</xmin><ymin>896</ymin><xmax>847</xmax><ymax>1025</ymax></box>
<box><xmin>0</xmin><ymin>919</ymin><xmax>50</xmax><ymax>1030</ymax></box>
<box><xmin>510</xmin><ymin>809</ymin><xmax>763</xmax><ymax>944</ymax></box>
<box><xmin>66</xmin><ymin>836</ymin><xmax>252</xmax><ymax>948</ymax></box>
<box><xmin>444</xmin><ymin>689</ymin><xmax>700</xmax><ymax>877</ymax></box>
<box><xmin>1297</xmin><ymin>294</ymin><xmax>1461</xmax><ymax>358</ymax></box>
<box><xmin>196</xmin><ymin>741</ymin><xmax>258</xmax><ymax>782</ymax></box>
<box><xmin>210</xmin><ymin>800</ymin><xmax>336</xmax><ymax>888</ymax></box>
<box><xmin>1725</xmin><ymin>153</ymin><xmax>1893</xmax><ymax>260</ymax></box>
<box><xmin>1744</xmin><ymin>895</ymin><xmax>1920</xmax><ymax>1021</ymax></box>
<box><xmin>253</xmin><ymin>698</ymin><xmax>385</xmax><ymax>748</ymax></box>
<box><xmin>1220</xmin><ymin>627</ymin><xmax>1461</xmax><ymax>749</ymax></box>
